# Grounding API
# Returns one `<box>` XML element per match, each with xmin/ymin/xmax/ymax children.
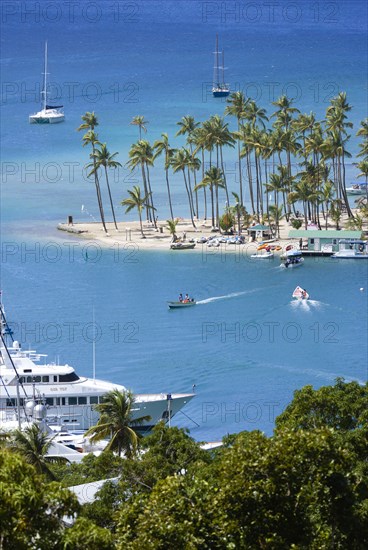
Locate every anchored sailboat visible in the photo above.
<box><xmin>29</xmin><ymin>41</ymin><xmax>65</xmax><ymax>124</ymax></box>
<box><xmin>212</xmin><ymin>35</ymin><xmax>230</xmax><ymax>98</ymax></box>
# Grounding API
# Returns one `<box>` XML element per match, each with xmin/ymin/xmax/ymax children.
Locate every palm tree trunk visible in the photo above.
<box><xmin>91</xmin><ymin>145</ymin><xmax>108</xmax><ymax>234</ymax></box>
<box><xmin>210</xmin><ymin>185</ymin><xmax>215</xmax><ymax>228</ymax></box>
<box><xmin>237</xmin><ymin>120</ymin><xmax>244</xmax><ymax>205</ymax></box>
<box><xmin>187</xmin><ymin>168</ymin><xmax>196</xmax><ymax>220</ymax></box>
<box><xmin>201</xmin><ymin>149</ymin><xmax>207</xmax><ymax>220</ymax></box>
<box><xmin>145</xmin><ymin>165</ymin><xmax>157</xmax><ymax>229</ymax></box>
<box><xmin>138</xmin><ymin>209</ymin><xmax>145</xmax><ymax>238</ymax></box>
<box><xmin>220</xmin><ymin>146</ymin><xmax>230</xmax><ymax>205</ymax></box>
<box><xmin>104</xmin><ymin>167</ymin><xmax>118</xmax><ymax>230</ymax></box>
<box><xmin>182</xmin><ymin>170</ymin><xmax>196</xmax><ymax>228</ymax></box>
<box><xmin>165</xmin><ymin>167</ymin><xmax>174</xmax><ymax>220</ymax></box>
<box><xmin>140</xmin><ymin>163</ymin><xmax>150</xmax><ymax>222</ymax></box>
<box><xmin>246</xmin><ymin>150</ymin><xmax>255</xmax><ymax>215</ymax></box>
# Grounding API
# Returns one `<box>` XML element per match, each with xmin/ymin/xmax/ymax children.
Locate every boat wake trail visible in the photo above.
<box><xmin>197</xmin><ymin>288</ymin><xmax>262</xmax><ymax>305</ymax></box>
<box><xmin>290</xmin><ymin>299</ymin><xmax>324</xmax><ymax>312</ymax></box>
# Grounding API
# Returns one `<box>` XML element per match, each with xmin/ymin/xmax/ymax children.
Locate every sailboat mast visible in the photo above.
<box><xmin>216</xmin><ymin>34</ymin><xmax>220</xmax><ymax>85</ymax></box>
<box><xmin>42</xmin><ymin>41</ymin><xmax>48</xmax><ymax>111</ymax></box>
<box><xmin>222</xmin><ymin>50</ymin><xmax>225</xmax><ymax>86</ymax></box>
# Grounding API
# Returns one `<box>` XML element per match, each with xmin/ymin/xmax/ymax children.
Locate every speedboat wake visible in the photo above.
<box><xmin>197</xmin><ymin>288</ymin><xmax>262</xmax><ymax>305</ymax></box>
<box><xmin>290</xmin><ymin>299</ymin><xmax>323</xmax><ymax>311</ymax></box>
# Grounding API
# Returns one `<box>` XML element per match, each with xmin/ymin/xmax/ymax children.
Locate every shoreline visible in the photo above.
<box><xmin>57</xmin><ymin>212</ymin><xmax>367</xmax><ymax>254</ymax></box>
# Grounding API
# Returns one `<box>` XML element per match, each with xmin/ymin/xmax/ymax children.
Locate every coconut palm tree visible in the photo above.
<box><xmin>166</xmin><ymin>218</ymin><xmax>179</xmax><ymax>242</ymax></box>
<box><xmin>10</xmin><ymin>424</ymin><xmax>67</xmax><ymax>480</ymax></box>
<box><xmin>288</xmin><ymin>179</ymin><xmax>319</xmax><ymax>229</ymax></box>
<box><xmin>171</xmin><ymin>148</ymin><xmax>197</xmax><ymax>228</ymax></box>
<box><xmin>330</xmin><ymin>199</ymin><xmax>343</xmax><ymax>230</ymax></box>
<box><xmin>176</xmin><ymin>116</ymin><xmax>200</xmax><ymax>215</ymax></box>
<box><xmin>85</xmin><ymin>389</ymin><xmax>150</xmax><ymax>458</ymax></box>
<box><xmin>130</xmin><ymin>115</ymin><xmax>149</xmax><ymax>140</ymax></box>
<box><xmin>267</xmin><ymin>204</ymin><xmax>284</xmax><ymax>238</ymax></box>
<box><xmin>356</xmin><ymin>118</ymin><xmax>368</xmax><ymax>138</ymax></box>
<box><xmin>89</xmin><ymin>143</ymin><xmax>121</xmax><ymax>231</ymax></box>
<box><xmin>225</xmin><ymin>91</ymin><xmax>249</xmax><ymax>205</ymax></box>
<box><xmin>231</xmin><ymin>192</ymin><xmax>250</xmax><ymax>235</ymax></box>
<box><xmin>77</xmin><ymin>112</ymin><xmax>108</xmax><ymax>234</ymax></box>
<box><xmin>357</xmin><ymin>160</ymin><xmax>368</xmax><ymax>199</ymax></box>
<box><xmin>195</xmin><ymin>166</ymin><xmax>225</xmax><ymax>228</ymax></box>
<box><xmin>121</xmin><ymin>185</ymin><xmax>155</xmax><ymax>238</ymax></box>
<box><xmin>271</xmin><ymin>95</ymin><xmax>300</xmax><ymax>131</ymax></box>
<box><xmin>209</xmin><ymin>115</ymin><xmax>235</xmax><ymax>205</ymax></box>
<box><xmin>127</xmin><ymin>140</ymin><xmax>156</xmax><ymax>226</ymax></box>
<box><xmin>153</xmin><ymin>133</ymin><xmax>175</xmax><ymax>220</ymax></box>
<box><xmin>325</xmin><ymin>93</ymin><xmax>353</xmax><ymax>216</ymax></box>
<box><xmin>191</xmin><ymin>126</ymin><xmax>208</xmax><ymax>219</ymax></box>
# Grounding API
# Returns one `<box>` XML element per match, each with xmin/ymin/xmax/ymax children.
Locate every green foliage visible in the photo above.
<box><xmin>290</xmin><ymin>217</ymin><xmax>303</xmax><ymax>229</ymax></box>
<box><xmin>9</xmin><ymin>423</ymin><xmax>68</xmax><ymax>481</ymax></box>
<box><xmin>114</xmin><ymin>384</ymin><xmax>368</xmax><ymax>549</ymax></box>
<box><xmin>85</xmin><ymin>389</ymin><xmax>150</xmax><ymax>457</ymax></box>
<box><xmin>62</xmin><ymin>517</ymin><xmax>114</xmax><ymax>549</ymax></box>
<box><xmin>116</xmin><ymin>475</ymin><xmax>218</xmax><ymax>549</ymax></box>
<box><xmin>53</xmin><ymin>451</ymin><xmax>124</xmax><ymax>487</ymax></box>
<box><xmin>276</xmin><ymin>378</ymin><xmax>368</xmax><ymax>432</ymax></box>
<box><xmin>219</xmin><ymin>211</ymin><xmax>235</xmax><ymax>232</ymax></box>
<box><xmin>118</xmin><ymin>423</ymin><xmax>211</xmax><ymax>497</ymax></box>
<box><xmin>0</xmin><ymin>449</ymin><xmax>79</xmax><ymax>549</ymax></box>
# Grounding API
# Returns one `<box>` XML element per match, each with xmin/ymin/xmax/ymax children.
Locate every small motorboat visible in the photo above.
<box><xmin>167</xmin><ymin>299</ymin><xmax>196</xmax><ymax>309</ymax></box>
<box><xmin>281</xmin><ymin>250</ymin><xmax>304</xmax><ymax>268</ymax></box>
<box><xmin>345</xmin><ymin>183</ymin><xmax>368</xmax><ymax>195</ymax></box>
<box><xmin>170</xmin><ymin>242</ymin><xmax>196</xmax><ymax>250</ymax></box>
<box><xmin>250</xmin><ymin>251</ymin><xmax>274</xmax><ymax>259</ymax></box>
<box><xmin>292</xmin><ymin>286</ymin><xmax>309</xmax><ymax>300</ymax></box>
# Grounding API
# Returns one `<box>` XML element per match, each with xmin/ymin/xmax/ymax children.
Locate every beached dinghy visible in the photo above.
<box><xmin>292</xmin><ymin>286</ymin><xmax>309</xmax><ymax>300</ymax></box>
<box><xmin>170</xmin><ymin>242</ymin><xmax>196</xmax><ymax>250</ymax></box>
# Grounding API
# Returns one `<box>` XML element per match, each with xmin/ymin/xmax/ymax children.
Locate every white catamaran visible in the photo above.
<box><xmin>0</xmin><ymin>301</ymin><xmax>194</xmax><ymax>430</ymax></box>
<box><xmin>212</xmin><ymin>35</ymin><xmax>230</xmax><ymax>98</ymax></box>
<box><xmin>29</xmin><ymin>42</ymin><xmax>65</xmax><ymax>124</ymax></box>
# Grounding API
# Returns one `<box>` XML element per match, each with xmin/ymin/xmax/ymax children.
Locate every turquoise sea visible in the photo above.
<box><xmin>1</xmin><ymin>0</ymin><xmax>367</xmax><ymax>440</ymax></box>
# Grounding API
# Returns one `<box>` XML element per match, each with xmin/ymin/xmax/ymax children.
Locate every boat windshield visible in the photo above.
<box><xmin>59</xmin><ymin>372</ymin><xmax>80</xmax><ymax>382</ymax></box>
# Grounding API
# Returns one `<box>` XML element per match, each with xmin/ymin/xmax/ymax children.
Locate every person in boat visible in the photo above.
<box><xmin>184</xmin><ymin>293</ymin><xmax>189</xmax><ymax>303</ymax></box>
<box><xmin>302</xmin><ymin>289</ymin><xmax>308</xmax><ymax>299</ymax></box>
<box><xmin>179</xmin><ymin>293</ymin><xmax>183</xmax><ymax>302</ymax></box>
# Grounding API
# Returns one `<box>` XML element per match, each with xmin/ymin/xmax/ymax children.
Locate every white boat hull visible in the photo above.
<box><xmin>331</xmin><ymin>252</ymin><xmax>368</xmax><ymax>259</ymax></box>
<box><xmin>251</xmin><ymin>252</ymin><xmax>274</xmax><ymax>259</ymax></box>
<box><xmin>0</xmin><ymin>305</ymin><xmax>194</xmax><ymax>431</ymax></box>
<box><xmin>29</xmin><ymin>110</ymin><xmax>65</xmax><ymax>124</ymax></box>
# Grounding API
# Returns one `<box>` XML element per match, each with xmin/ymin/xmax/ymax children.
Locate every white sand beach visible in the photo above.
<box><xmin>57</xmin><ymin>212</ymin><xmax>366</xmax><ymax>253</ymax></box>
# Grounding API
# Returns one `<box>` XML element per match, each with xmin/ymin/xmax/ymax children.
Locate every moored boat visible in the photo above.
<box><xmin>212</xmin><ymin>35</ymin><xmax>230</xmax><ymax>97</ymax></box>
<box><xmin>170</xmin><ymin>242</ymin><xmax>196</xmax><ymax>250</ymax></box>
<box><xmin>331</xmin><ymin>240</ymin><xmax>368</xmax><ymax>259</ymax></box>
<box><xmin>0</xmin><ymin>301</ymin><xmax>194</xmax><ymax>430</ymax></box>
<box><xmin>29</xmin><ymin>42</ymin><xmax>65</xmax><ymax>124</ymax></box>
<box><xmin>250</xmin><ymin>251</ymin><xmax>274</xmax><ymax>259</ymax></box>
